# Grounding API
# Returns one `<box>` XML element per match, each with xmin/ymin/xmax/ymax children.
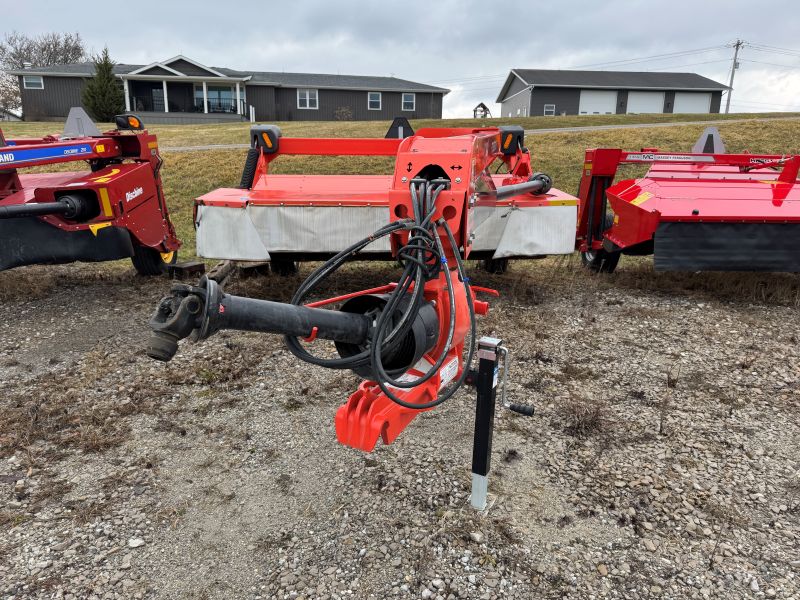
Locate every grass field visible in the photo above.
<box><xmin>4</xmin><ymin>113</ymin><xmax>800</xmax><ymax>259</ymax></box>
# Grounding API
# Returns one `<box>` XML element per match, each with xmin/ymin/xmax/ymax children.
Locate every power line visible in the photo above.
<box><xmin>573</xmin><ymin>45</ymin><xmax>728</xmax><ymax>69</ymax></box>
<box><xmin>648</xmin><ymin>58</ymin><xmax>731</xmax><ymax>71</ymax></box>
<box><xmin>740</xmin><ymin>59</ymin><xmax>800</xmax><ymax>70</ymax></box>
<box><xmin>423</xmin><ymin>73</ymin><xmax>506</xmax><ymax>84</ymax></box>
<box><xmin>748</xmin><ymin>43</ymin><xmax>800</xmax><ymax>57</ymax></box>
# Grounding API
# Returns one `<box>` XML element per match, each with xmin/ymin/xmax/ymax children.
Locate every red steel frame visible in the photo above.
<box><xmin>576</xmin><ymin>148</ymin><xmax>800</xmax><ymax>254</ymax></box>
<box><xmin>0</xmin><ymin>128</ymin><xmax>180</xmax><ymax>254</ymax></box>
<box><xmin>196</xmin><ymin>128</ymin><xmax>576</xmax><ymax>214</ymax></box>
<box><xmin>224</xmin><ymin>127</ymin><xmax>546</xmax><ymax>451</ymax></box>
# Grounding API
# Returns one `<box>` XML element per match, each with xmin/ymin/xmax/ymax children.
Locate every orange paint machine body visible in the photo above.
<box><xmin>149</xmin><ymin>125</ymin><xmax>549</xmax><ymax>451</ymax></box>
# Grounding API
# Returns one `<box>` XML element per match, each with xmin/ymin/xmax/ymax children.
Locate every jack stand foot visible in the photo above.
<box><xmin>470</xmin><ymin>473</ymin><xmax>488</xmax><ymax>511</ymax></box>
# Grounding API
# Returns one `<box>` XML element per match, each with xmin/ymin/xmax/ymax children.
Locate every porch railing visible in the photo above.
<box><xmin>192</xmin><ymin>98</ymin><xmax>244</xmax><ymax>114</ymax></box>
<box><xmin>129</xmin><ymin>96</ymin><xmax>245</xmax><ymax>114</ymax></box>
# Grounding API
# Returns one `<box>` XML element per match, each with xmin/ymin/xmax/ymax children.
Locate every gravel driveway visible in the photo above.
<box><xmin>1</xmin><ymin>260</ymin><xmax>798</xmax><ymax>599</ymax></box>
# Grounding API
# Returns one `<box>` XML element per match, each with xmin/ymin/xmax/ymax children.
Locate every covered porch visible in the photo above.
<box><xmin>121</xmin><ymin>76</ymin><xmax>250</xmax><ymax>123</ymax></box>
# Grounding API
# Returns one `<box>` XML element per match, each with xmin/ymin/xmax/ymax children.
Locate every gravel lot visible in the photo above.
<box><xmin>1</xmin><ymin>259</ymin><xmax>798</xmax><ymax>599</ymax></box>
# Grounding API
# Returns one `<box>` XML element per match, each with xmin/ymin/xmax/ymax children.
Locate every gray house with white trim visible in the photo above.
<box><xmin>497</xmin><ymin>69</ymin><xmax>727</xmax><ymax>117</ymax></box>
<box><xmin>11</xmin><ymin>55</ymin><xmax>448</xmax><ymax>123</ymax></box>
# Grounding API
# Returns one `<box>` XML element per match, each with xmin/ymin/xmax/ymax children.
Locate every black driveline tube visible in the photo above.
<box><xmin>209</xmin><ymin>293</ymin><xmax>371</xmax><ymax>345</ymax></box>
<box><xmin>0</xmin><ymin>201</ymin><xmax>71</xmax><ymax>219</ymax></box>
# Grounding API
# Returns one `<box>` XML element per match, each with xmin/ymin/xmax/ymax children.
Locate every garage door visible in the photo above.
<box><xmin>673</xmin><ymin>92</ymin><xmax>712</xmax><ymax>114</ymax></box>
<box><xmin>626</xmin><ymin>91</ymin><xmax>665</xmax><ymax>114</ymax></box>
<box><xmin>579</xmin><ymin>90</ymin><xmax>617</xmax><ymax>115</ymax></box>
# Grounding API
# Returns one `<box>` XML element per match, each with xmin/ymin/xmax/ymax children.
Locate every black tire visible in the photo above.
<box><xmin>271</xmin><ymin>258</ymin><xmax>299</xmax><ymax>276</ymax></box>
<box><xmin>581</xmin><ymin>248</ymin><xmax>620</xmax><ymax>273</ymax></box>
<box><xmin>482</xmin><ymin>258</ymin><xmax>509</xmax><ymax>274</ymax></box>
<box><xmin>131</xmin><ymin>245</ymin><xmax>177</xmax><ymax>276</ymax></box>
<box><xmin>581</xmin><ymin>213</ymin><xmax>620</xmax><ymax>273</ymax></box>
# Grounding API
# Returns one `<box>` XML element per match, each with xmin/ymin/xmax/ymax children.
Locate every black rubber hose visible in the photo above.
<box><xmin>238</xmin><ymin>148</ymin><xmax>260</xmax><ymax>189</ymax></box>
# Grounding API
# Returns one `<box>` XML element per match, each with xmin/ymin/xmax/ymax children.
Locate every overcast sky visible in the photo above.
<box><xmin>5</xmin><ymin>0</ymin><xmax>800</xmax><ymax>117</ymax></box>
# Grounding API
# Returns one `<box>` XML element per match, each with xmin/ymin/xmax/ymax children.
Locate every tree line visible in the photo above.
<box><xmin>0</xmin><ymin>31</ymin><xmax>124</xmax><ymax>121</ymax></box>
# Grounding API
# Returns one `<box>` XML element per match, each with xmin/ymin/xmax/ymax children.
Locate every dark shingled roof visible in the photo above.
<box><xmin>497</xmin><ymin>69</ymin><xmax>727</xmax><ymax>102</ymax></box>
<box><xmin>216</xmin><ymin>68</ymin><xmax>447</xmax><ymax>92</ymax></box>
<box><xmin>10</xmin><ymin>62</ymin><xmax>142</xmax><ymax>76</ymax></box>
<box><xmin>9</xmin><ymin>62</ymin><xmax>448</xmax><ymax>93</ymax></box>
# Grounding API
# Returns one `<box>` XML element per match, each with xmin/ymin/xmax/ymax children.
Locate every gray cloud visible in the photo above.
<box><xmin>6</xmin><ymin>0</ymin><xmax>800</xmax><ymax>115</ymax></box>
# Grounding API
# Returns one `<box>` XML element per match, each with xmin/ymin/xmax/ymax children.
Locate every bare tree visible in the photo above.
<box><xmin>0</xmin><ymin>31</ymin><xmax>85</xmax><ymax>115</ymax></box>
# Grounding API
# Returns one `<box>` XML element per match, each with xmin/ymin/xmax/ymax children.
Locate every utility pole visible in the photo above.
<box><xmin>725</xmin><ymin>39</ymin><xmax>745</xmax><ymax>114</ymax></box>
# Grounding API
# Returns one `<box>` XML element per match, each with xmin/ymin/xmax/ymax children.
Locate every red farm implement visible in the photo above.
<box><xmin>193</xmin><ymin>120</ymin><xmax>577</xmax><ymax>274</ymax></box>
<box><xmin>0</xmin><ymin>109</ymin><xmax>180</xmax><ymax>275</ymax></box>
<box><xmin>148</xmin><ymin>124</ymin><xmax>562</xmax><ymax>508</ymax></box>
<box><xmin>576</xmin><ymin>128</ymin><xmax>800</xmax><ymax>272</ymax></box>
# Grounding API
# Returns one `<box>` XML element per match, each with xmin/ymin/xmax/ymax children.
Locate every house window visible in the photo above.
<box><xmin>23</xmin><ymin>75</ymin><xmax>43</xmax><ymax>90</ymax></box>
<box><xmin>543</xmin><ymin>104</ymin><xmax>556</xmax><ymax>116</ymax></box>
<box><xmin>194</xmin><ymin>85</ymin><xmax>238</xmax><ymax>112</ymax></box>
<box><xmin>402</xmin><ymin>93</ymin><xmax>415</xmax><ymax>111</ymax></box>
<box><xmin>297</xmin><ymin>89</ymin><xmax>318</xmax><ymax>109</ymax></box>
<box><xmin>368</xmin><ymin>92</ymin><xmax>382</xmax><ymax>110</ymax></box>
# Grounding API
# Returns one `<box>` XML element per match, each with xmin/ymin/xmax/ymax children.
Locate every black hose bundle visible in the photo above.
<box><xmin>284</xmin><ymin>178</ymin><xmax>477</xmax><ymax>409</ymax></box>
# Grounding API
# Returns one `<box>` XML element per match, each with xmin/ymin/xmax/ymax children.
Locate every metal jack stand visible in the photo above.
<box><xmin>468</xmin><ymin>337</ymin><xmax>535</xmax><ymax>511</ymax></box>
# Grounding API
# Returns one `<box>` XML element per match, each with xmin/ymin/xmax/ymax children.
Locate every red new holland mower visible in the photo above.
<box><xmin>149</xmin><ymin>125</ymin><xmax>572</xmax><ymax>508</ymax></box>
<box><xmin>0</xmin><ymin>109</ymin><xmax>180</xmax><ymax>275</ymax></box>
<box><xmin>577</xmin><ymin>128</ymin><xmax>800</xmax><ymax>272</ymax></box>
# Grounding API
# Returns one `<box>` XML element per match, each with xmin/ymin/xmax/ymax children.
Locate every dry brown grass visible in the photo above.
<box><xmin>0</xmin><ymin>263</ymin><xmax>137</xmax><ymax>302</ymax></box>
<box><xmin>554</xmin><ymin>397</ymin><xmax>612</xmax><ymax>439</ymax></box>
<box><xmin>0</xmin><ymin>350</ymin><xmax>168</xmax><ymax>460</ymax></box>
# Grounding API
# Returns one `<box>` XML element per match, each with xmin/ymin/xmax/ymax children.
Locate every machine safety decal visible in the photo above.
<box><xmin>439</xmin><ymin>357</ymin><xmax>459</xmax><ymax>389</ymax></box>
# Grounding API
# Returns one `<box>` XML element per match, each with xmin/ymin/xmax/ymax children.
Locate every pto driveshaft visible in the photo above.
<box><xmin>147</xmin><ymin>277</ymin><xmax>372</xmax><ymax>362</ymax></box>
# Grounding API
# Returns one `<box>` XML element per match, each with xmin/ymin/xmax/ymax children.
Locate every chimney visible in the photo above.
<box><xmin>22</xmin><ymin>62</ymin><xmax>32</xmax><ymax>69</ymax></box>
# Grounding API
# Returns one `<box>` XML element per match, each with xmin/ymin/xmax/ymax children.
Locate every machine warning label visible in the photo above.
<box><xmin>439</xmin><ymin>357</ymin><xmax>459</xmax><ymax>389</ymax></box>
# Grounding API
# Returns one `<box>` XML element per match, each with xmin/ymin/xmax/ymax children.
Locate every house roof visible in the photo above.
<box><xmin>496</xmin><ymin>69</ymin><xmax>728</xmax><ymax>102</ymax></box>
<box><xmin>216</xmin><ymin>68</ymin><xmax>447</xmax><ymax>93</ymax></box>
<box><xmin>9</xmin><ymin>56</ymin><xmax>448</xmax><ymax>94</ymax></box>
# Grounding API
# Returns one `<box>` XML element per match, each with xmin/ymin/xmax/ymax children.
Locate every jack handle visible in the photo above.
<box><xmin>497</xmin><ymin>346</ymin><xmax>535</xmax><ymax>417</ymax></box>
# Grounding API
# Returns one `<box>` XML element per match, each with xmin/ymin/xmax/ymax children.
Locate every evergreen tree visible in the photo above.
<box><xmin>82</xmin><ymin>47</ymin><xmax>124</xmax><ymax>122</ymax></box>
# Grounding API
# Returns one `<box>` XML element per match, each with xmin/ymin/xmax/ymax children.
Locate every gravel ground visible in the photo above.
<box><xmin>1</xmin><ymin>259</ymin><xmax>798</xmax><ymax>600</ymax></box>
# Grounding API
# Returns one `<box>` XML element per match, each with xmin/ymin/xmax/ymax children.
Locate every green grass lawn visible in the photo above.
<box><xmin>3</xmin><ymin>114</ymin><xmax>800</xmax><ymax>261</ymax></box>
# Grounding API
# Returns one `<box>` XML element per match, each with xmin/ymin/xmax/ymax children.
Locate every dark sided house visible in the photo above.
<box><xmin>496</xmin><ymin>69</ymin><xmax>728</xmax><ymax>117</ymax></box>
<box><xmin>10</xmin><ymin>55</ymin><xmax>448</xmax><ymax>123</ymax></box>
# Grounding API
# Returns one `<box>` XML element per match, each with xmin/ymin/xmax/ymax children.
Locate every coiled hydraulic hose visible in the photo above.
<box><xmin>283</xmin><ymin>179</ymin><xmax>477</xmax><ymax>410</ymax></box>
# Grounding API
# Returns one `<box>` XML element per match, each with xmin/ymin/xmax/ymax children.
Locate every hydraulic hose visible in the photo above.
<box><xmin>283</xmin><ymin>178</ymin><xmax>477</xmax><ymax>410</ymax></box>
